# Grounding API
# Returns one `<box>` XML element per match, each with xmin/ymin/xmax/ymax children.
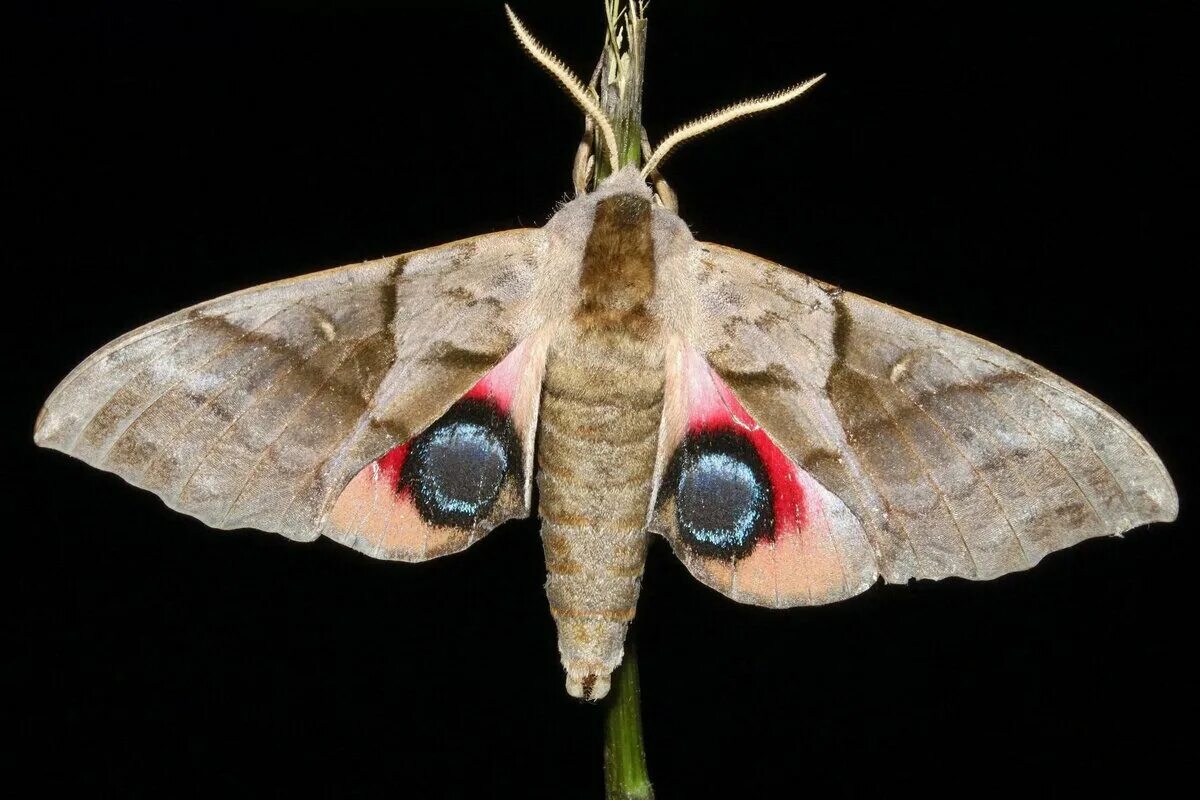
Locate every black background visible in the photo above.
<box><xmin>9</xmin><ymin>1</ymin><xmax>1192</xmax><ymax>797</ymax></box>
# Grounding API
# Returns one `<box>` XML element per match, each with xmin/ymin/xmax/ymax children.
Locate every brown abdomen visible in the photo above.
<box><xmin>537</xmin><ymin>192</ymin><xmax>664</xmax><ymax>699</ymax></box>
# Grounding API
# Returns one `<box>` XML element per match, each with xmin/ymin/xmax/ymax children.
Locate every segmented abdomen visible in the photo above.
<box><xmin>537</xmin><ymin>327</ymin><xmax>663</xmax><ymax>699</ymax></box>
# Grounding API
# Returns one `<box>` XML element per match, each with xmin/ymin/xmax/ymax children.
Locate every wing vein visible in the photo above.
<box><xmin>929</xmin><ymin>352</ymin><xmax>1107</xmax><ymax>532</ymax></box>
<box><xmin>854</xmin><ymin>371</ymin><xmax>981</xmax><ymax>578</ymax></box>
<box><xmin>68</xmin><ymin>322</ymin><xmax>207</xmax><ymax>454</ymax></box>
<box><xmin>136</xmin><ymin>325</ymin><xmax>326</xmax><ymax>483</ymax></box>
<box><xmin>174</xmin><ymin>327</ymin><xmax>352</xmax><ymax>506</ymax></box>
<box><xmin>1025</xmin><ymin>382</ymin><xmax>1136</xmax><ymax>517</ymax></box>
<box><xmin>220</xmin><ymin>335</ymin><xmax>376</xmax><ymax>527</ymax></box>
<box><xmin>845</xmin><ymin>361</ymin><xmax>1027</xmax><ymax>571</ymax></box>
<box><xmin>96</xmin><ymin>300</ymin><xmax>307</xmax><ymax>467</ymax></box>
<box><xmin>47</xmin><ymin>317</ymin><xmax>202</xmax><ymax>416</ymax></box>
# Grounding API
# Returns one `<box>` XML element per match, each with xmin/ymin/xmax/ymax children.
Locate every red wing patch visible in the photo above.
<box><xmin>679</xmin><ymin>349</ymin><xmax>815</xmax><ymax>540</ymax></box>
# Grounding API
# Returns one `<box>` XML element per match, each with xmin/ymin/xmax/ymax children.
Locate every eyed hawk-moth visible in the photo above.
<box><xmin>33</xmin><ymin>5</ymin><xmax>1177</xmax><ymax>702</ymax></box>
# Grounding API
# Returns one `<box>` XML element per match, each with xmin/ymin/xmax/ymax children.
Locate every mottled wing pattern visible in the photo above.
<box><xmin>35</xmin><ymin>230</ymin><xmax>546</xmax><ymax>558</ymax></box>
<box><xmin>671</xmin><ymin>242</ymin><xmax>1176</xmax><ymax>604</ymax></box>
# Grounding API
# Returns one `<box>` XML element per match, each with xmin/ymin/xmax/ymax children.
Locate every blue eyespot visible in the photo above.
<box><xmin>678</xmin><ymin>452</ymin><xmax>762</xmax><ymax>549</ymax></box>
<box><xmin>668</xmin><ymin>430</ymin><xmax>773</xmax><ymax>559</ymax></box>
<box><xmin>403</xmin><ymin>399</ymin><xmax>518</xmax><ymax>528</ymax></box>
<box><xmin>421</xmin><ymin>423</ymin><xmax>508</xmax><ymax>514</ymax></box>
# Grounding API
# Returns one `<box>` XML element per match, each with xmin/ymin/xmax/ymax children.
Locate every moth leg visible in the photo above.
<box><xmin>571</xmin><ymin>60</ymin><xmax>606</xmax><ymax>196</ymax></box>
<box><xmin>641</xmin><ymin>126</ymin><xmax>678</xmax><ymax>213</ymax></box>
<box><xmin>650</xmin><ymin>173</ymin><xmax>678</xmax><ymax>213</ymax></box>
<box><xmin>572</xmin><ymin>115</ymin><xmax>595</xmax><ymax>196</ymax></box>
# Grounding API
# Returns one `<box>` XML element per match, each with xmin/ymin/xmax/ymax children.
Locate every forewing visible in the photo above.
<box><xmin>655</xmin><ymin>241</ymin><xmax>1177</xmax><ymax>605</ymax></box>
<box><xmin>35</xmin><ymin>229</ymin><xmax>550</xmax><ymax>559</ymax></box>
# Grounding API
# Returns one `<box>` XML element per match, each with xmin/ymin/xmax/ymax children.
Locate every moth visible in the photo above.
<box><xmin>34</xmin><ymin>6</ymin><xmax>1177</xmax><ymax>701</ymax></box>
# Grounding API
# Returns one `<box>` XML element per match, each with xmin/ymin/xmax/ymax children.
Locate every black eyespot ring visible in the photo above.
<box><xmin>663</xmin><ymin>428</ymin><xmax>774</xmax><ymax>559</ymax></box>
<box><xmin>401</xmin><ymin>398</ymin><xmax>520</xmax><ymax>529</ymax></box>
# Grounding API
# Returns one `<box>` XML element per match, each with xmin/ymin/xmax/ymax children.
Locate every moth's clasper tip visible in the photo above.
<box><xmin>565</xmin><ymin>672</ymin><xmax>611</xmax><ymax>701</ymax></box>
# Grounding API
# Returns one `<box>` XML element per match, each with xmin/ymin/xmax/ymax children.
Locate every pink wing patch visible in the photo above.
<box><xmin>325</xmin><ymin>338</ymin><xmax>544</xmax><ymax>561</ymax></box>
<box><xmin>459</xmin><ymin>339</ymin><xmax>526</xmax><ymax>414</ymax></box>
<box><xmin>657</xmin><ymin>348</ymin><xmax>870</xmax><ymax>606</ymax></box>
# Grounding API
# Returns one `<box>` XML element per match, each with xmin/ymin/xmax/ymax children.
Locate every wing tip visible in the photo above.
<box><xmin>32</xmin><ymin>401</ymin><xmax>67</xmax><ymax>452</ymax></box>
<box><xmin>1150</xmin><ymin>491</ymin><xmax>1179</xmax><ymax>525</ymax></box>
<box><xmin>1158</xmin><ymin>471</ymin><xmax>1180</xmax><ymax>523</ymax></box>
<box><xmin>33</xmin><ymin>399</ymin><xmax>84</xmax><ymax>457</ymax></box>
<box><xmin>1136</xmin><ymin>461</ymin><xmax>1179</xmax><ymax>525</ymax></box>
<box><xmin>33</xmin><ymin>403</ymin><xmax>49</xmax><ymax>446</ymax></box>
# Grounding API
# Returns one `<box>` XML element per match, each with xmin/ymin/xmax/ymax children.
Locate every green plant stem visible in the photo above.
<box><xmin>593</xmin><ymin>1</ymin><xmax>646</xmax><ymax>182</ymax></box>
<box><xmin>603</xmin><ymin>638</ymin><xmax>653</xmax><ymax>800</ymax></box>
<box><xmin>596</xmin><ymin>6</ymin><xmax>653</xmax><ymax>799</ymax></box>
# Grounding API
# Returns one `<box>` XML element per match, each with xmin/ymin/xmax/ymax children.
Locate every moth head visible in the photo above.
<box><xmin>505</xmin><ymin>5</ymin><xmax>825</xmax><ymax>194</ymax></box>
<box><xmin>590</xmin><ymin>164</ymin><xmax>653</xmax><ymax>198</ymax></box>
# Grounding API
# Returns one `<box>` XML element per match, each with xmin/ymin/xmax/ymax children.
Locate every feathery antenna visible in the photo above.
<box><xmin>640</xmin><ymin>74</ymin><xmax>826</xmax><ymax>179</ymax></box>
<box><xmin>505</xmin><ymin>5</ymin><xmax>621</xmax><ymax>176</ymax></box>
